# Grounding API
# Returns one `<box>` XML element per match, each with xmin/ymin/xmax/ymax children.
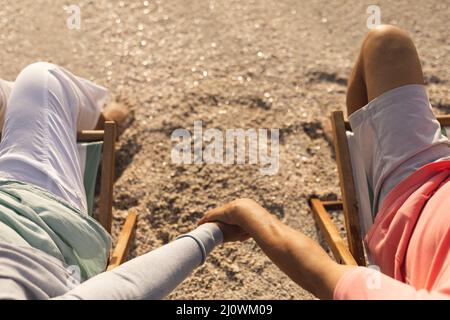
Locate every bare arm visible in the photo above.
<box><xmin>199</xmin><ymin>198</ymin><xmax>355</xmax><ymax>299</ymax></box>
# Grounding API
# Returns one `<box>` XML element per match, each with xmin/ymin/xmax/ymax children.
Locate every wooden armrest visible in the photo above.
<box><xmin>310</xmin><ymin>198</ymin><xmax>358</xmax><ymax>266</ymax></box>
<box><xmin>107</xmin><ymin>209</ymin><xmax>138</xmax><ymax>271</ymax></box>
<box><xmin>77</xmin><ymin>130</ymin><xmax>105</xmax><ymax>142</ymax></box>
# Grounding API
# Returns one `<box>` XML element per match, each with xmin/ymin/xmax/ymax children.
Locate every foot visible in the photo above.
<box><xmin>95</xmin><ymin>100</ymin><xmax>132</xmax><ymax>133</ymax></box>
<box><xmin>102</xmin><ymin>101</ymin><xmax>130</xmax><ymax>127</ymax></box>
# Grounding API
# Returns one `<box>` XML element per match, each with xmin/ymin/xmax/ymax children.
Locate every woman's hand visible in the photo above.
<box><xmin>199</xmin><ymin>198</ymin><xmax>273</xmax><ymax>242</ymax></box>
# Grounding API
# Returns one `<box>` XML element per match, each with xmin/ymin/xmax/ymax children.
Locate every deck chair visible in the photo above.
<box><xmin>309</xmin><ymin>111</ymin><xmax>450</xmax><ymax>266</ymax></box>
<box><xmin>77</xmin><ymin>121</ymin><xmax>137</xmax><ymax>271</ymax></box>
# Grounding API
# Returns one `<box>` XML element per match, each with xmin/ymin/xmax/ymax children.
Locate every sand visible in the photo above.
<box><xmin>1</xmin><ymin>0</ymin><xmax>449</xmax><ymax>299</ymax></box>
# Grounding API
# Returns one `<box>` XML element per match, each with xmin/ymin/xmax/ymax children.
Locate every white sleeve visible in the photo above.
<box><xmin>56</xmin><ymin>223</ymin><xmax>223</xmax><ymax>300</ymax></box>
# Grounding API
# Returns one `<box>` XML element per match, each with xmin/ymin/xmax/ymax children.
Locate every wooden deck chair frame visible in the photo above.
<box><xmin>77</xmin><ymin>121</ymin><xmax>137</xmax><ymax>271</ymax></box>
<box><xmin>309</xmin><ymin>111</ymin><xmax>450</xmax><ymax>266</ymax></box>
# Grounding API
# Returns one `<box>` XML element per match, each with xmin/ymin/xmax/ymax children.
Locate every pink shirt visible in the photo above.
<box><xmin>334</xmin><ymin>160</ymin><xmax>450</xmax><ymax>299</ymax></box>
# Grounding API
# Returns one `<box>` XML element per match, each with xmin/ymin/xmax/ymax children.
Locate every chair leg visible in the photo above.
<box><xmin>310</xmin><ymin>198</ymin><xmax>358</xmax><ymax>266</ymax></box>
<box><xmin>107</xmin><ymin>208</ymin><xmax>138</xmax><ymax>271</ymax></box>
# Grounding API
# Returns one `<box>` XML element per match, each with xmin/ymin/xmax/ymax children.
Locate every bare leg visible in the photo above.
<box><xmin>346</xmin><ymin>25</ymin><xmax>424</xmax><ymax>115</ymax></box>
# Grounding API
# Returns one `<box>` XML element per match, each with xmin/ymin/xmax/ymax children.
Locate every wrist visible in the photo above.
<box><xmin>234</xmin><ymin>203</ymin><xmax>280</xmax><ymax>238</ymax></box>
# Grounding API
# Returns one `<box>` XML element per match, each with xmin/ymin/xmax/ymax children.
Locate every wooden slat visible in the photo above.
<box><xmin>99</xmin><ymin>121</ymin><xmax>116</xmax><ymax>233</ymax></box>
<box><xmin>77</xmin><ymin>130</ymin><xmax>105</xmax><ymax>142</ymax></box>
<box><xmin>107</xmin><ymin>209</ymin><xmax>138</xmax><ymax>271</ymax></box>
<box><xmin>310</xmin><ymin>198</ymin><xmax>357</xmax><ymax>266</ymax></box>
<box><xmin>331</xmin><ymin>111</ymin><xmax>366</xmax><ymax>266</ymax></box>
<box><xmin>437</xmin><ymin>115</ymin><xmax>450</xmax><ymax>127</ymax></box>
<box><xmin>78</xmin><ymin>123</ymin><xmax>137</xmax><ymax>269</ymax></box>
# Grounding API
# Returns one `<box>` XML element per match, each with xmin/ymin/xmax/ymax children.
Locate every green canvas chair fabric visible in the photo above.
<box><xmin>77</xmin><ymin>141</ymin><xmax>103</xmax><ymax>216</ymax></box>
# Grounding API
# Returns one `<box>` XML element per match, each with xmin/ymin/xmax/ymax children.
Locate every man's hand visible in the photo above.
<box><xmin>214</xmin><ymin>222</ymin><xmax>250</xmax><ymax>243</ymax></box>
<box><xmin>199</xmin><ymin>198</ymin><xmax>270</xmax><ymax>230</ymax></box>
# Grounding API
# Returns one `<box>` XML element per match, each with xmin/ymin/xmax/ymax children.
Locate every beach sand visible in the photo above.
<box><xmin>1</xmin><ymin>0</ymin><xmax>449</xmax><ymax>299</ymax></box>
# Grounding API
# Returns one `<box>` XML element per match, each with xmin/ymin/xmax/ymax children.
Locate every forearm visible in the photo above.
<box><xmin>240</xmin><ymin>213</ymin><xmax>354</xmax><ymax>299</ymax></box>
<box><xmin>57</xmin><ymin>223</ymin><xmax>223</xmax><ymax>300</ymax></box>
